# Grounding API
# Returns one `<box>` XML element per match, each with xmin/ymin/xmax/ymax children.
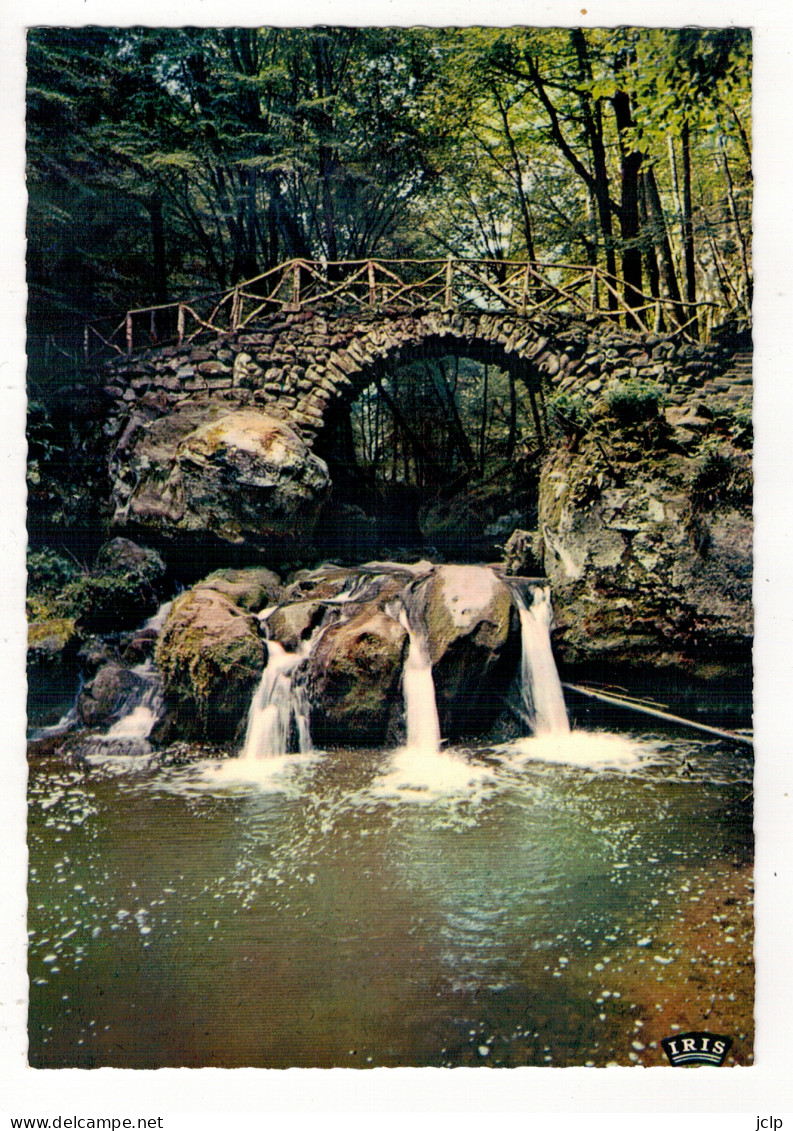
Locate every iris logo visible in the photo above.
<box><xmin>661</xmin><ymin>1031</ymin><xmax>733</xmax><ymax>1066</ymax></box>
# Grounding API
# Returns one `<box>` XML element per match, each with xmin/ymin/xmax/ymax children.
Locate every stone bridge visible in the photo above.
<box><xmin>103</xmin><ymin>304</ymin><xmax>744</xmax><ymax>441</ymax></box>
<box><xmin>100</xmin><ymin>302</ymin><xmax>750</xmax><ymax>563</ymax></box>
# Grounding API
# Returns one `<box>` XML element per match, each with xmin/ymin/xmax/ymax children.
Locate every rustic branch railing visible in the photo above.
<box><xmin>84</xmin><ymin>257</ymin><xmax>724</xmax><ymax>361</ymax></box>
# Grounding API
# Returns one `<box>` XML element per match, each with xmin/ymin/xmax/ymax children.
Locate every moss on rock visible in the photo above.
<box><xmin>155</xmin><ymin>586</ymin><xmax>266</xmax><ymax>742</ymax></box>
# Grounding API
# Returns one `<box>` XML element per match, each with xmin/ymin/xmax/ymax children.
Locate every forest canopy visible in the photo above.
<box><xmin>26</xmin><ymin>24</ymin><xmax>752</xmax><ymax>387</ymax></box>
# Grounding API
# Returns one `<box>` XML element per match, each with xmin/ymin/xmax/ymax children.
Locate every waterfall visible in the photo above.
<box><xmin>106</xmin><ymin>660</ymin><xmax>165</xmax><ymax>741</ymax></box>
<box><xmin>240</xmin><ymin>640</ymin><xmax>312</xmax><ymax>761</ymax></box>
<box><xmin>390</xmin><ymin>602</ymin><xmax>441</xmax><ymax>754</ymax></box>
<box><xmin>516</xmin><ymin>586</ymin><xmax>570</xmax><ymax>736</ymax></box>
<box><xmin>28</xmin><ymin>682</ymin><xmax>83</xmax><ymax>741</ymax></box>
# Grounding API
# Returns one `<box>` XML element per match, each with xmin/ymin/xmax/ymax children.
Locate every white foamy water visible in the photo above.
<box><xmin>106</xmin><ymin>660</ymin><xmax>164</xmax><ymax>741</ymax></box>
<box><xmin>189</xmin><ymin>751</ymin><xmax>320</xmax><ymax>795</ymax></box>
<box><xmin>497</xmin><ymin>730</ymin><xmax>657</xmax><ymax>771</ymax></box>
<box><xmin>143</xmin><ymin>599</ymin><xmax>173</xmax><ymax>633</ymax></box>
<box><xmin>401</xmin><ymin>620</ymin><xmax>442</xmax><ymax>755</ymax></box>
<box><xmin>370</xmin><ymin>745</ymin><xmax>495</xmax><ymax>803</ymax></box>
<box><xmin>516</xmin><ymin>586</ymin><xmax>570</xmax><ymax>736</ymax></box>
<box><xmin>240</xmin><ymin>640</ymin><xmax>312</xmax><ymax>761</ymax></box>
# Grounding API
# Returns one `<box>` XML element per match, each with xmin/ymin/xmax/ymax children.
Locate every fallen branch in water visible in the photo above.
<box><xmin>561</xmin><ymin>683</ymin><xmax>753</xmax><ymax>748</ymax></box>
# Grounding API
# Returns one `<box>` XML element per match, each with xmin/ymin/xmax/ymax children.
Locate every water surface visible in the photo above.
<box><xmin>28</xmin><ymin>729</ymin><xmax>753</xmax><ymax>1068</ymax></box>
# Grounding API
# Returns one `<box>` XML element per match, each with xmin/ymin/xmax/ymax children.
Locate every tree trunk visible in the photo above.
<box><xmin>148</xmin><ymin>191</ymin><xmax>168</xmax><ymax>305</ymax></box>
<box><xmin>638</xmin><ymin>174</ymin><xmax>662</xmax><ymax>328</ymax></box>
<box><xmin>479</xmin><ymin>363</ymin><xmax>489</xmax><ymax>475</ymax></box>
<box><xmin>611</xmin><ymin>86</ymin><xmax>644</xmax><ymax>326</ymax></box>
<box><xmin>571</xmin><ymin>29</ymin><xmax>619</xmax><ymax>311</ymax></box>
<box><xmin>681</xmin><ymin>118</ymin><xmax>698</xmax><ymax>334</ymax></box>
<box><xmin>718</xmin><ymin>133</ymin><xmax>753</xmax><ymax>313</ymax></box>
<box><xmin>493</xmin><ymin>87</ymin><xmax>536</xmax><ymax>261</ymax></box>
<box><xmin>644</xmin><ymin>166</ymin><xmax>686</xmax><ymax>326</ymax></box>
<box><xmin>506</xmin><ymin>368</ymin><xmax>518</xmax><ymax>463</ymax></box>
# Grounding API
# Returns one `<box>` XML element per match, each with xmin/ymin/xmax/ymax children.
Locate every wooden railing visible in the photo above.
<box><xmin>84</xmin><ymin>257</ymin><xmax>724</xmax><ymax>361</ymax></box>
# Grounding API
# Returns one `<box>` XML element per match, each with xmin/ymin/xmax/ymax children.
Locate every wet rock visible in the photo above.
<box><xmin>78</xmin><ymin>662</ymin><xmax>146</xmax><ymax>729</ymax></box>
<box><xmin>121</xmin><ymin>629</ymin><xmax>159</xmax><ymax>665</ymax></box>
<box><xmin>307</xmin><ymin>605</ymin><xmax>407</xmax><ymax>745</ymax></box>
<box><xmin>155</xmin><ymin>586</ymin><xmax>266</xmax><ymax>742</ymax></box>
<box><xmin>77</xmin><ymin>635</ymin><xmax>116</xmax><ymax>676</ymax></box>
<box><xmin>407</xmin><ymin>564</ymin><xmax>517</xmax><ymax>735</ymax></box>
<box><xmin>267</xmin><ymin>600</ymin><xmax>326</xmax><ymax>651</ymax></box>
<box><xmin>280</xmin><ymin>564</ymin><xmax>358</xmax><ymax>603</ymax></box>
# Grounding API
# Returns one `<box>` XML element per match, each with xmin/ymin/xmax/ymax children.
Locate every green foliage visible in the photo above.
<box><xmin>26</xmin><ymin>398</ymin><xmax>110</xmax><ymax>539</ymax></box>
<box><xmin>28</xmin><ymin>538</ymin><xmax>166</xmax><ymax>632</ymax></box>
<box><xmin>57</xmin><ymin>571</ymin><xmax>159</xmax><ymax>633</ymax></box>
<box><xmin>605</xmin><ymin>380</ymin><xmax>663</xmax><ymax>425</ymax></box>
<box><xmin>26</xmin><ymin>548</ymin><xmax>81</xmax><ymax>595</ymax></box>
<box><xmin>691</xmin><ymin>439</ymin><xmax>752</xmax><ymax>508</ymax></box>
<box><xmin>546</xmin><ymin>390</ymin><xmax>590</xmax><ymax>437</ymax></box>
<box><xmin>26</xmin><ymin>26</ymin><xmax>752</xmax><ymax>398</ymax></box>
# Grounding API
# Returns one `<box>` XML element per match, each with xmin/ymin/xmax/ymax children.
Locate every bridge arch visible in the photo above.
<box><xmin>209</xmin><ymin>308</ymin><xmax>592</xmax><ymax>449</ymax></box>
<box><xmin>309</xmin><ymin>320</ymin><xmax>552</xmax><ymax>473</ymax></box>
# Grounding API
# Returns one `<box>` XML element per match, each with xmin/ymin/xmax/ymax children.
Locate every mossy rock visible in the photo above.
<box><xmin>196</xmin><ymin>567</ymin><xmax>282</xmax><ymax>612</ymax></box>
<box><xmin>35</xmin><ymin>537</ymin><xmax>169</xmax><ymax>634</ymax></box>
<box><xmin>58</xmin><ymin>572</ymin><xmax>162</xmax><ymax>634</ymax></box>
<box><xmin>155</xmin><ymin>587</ymin><xmax>266</xmax><ymax>742</ymax></box>
<box><xmin>94</xmin><ymin>537</ymin><xmax>166</xmax><ymax>584</ymax></box>
<box><xmin>27</xmin><ymin>616</ymin><xmax>79</xmax><ymax>663</ymax></box>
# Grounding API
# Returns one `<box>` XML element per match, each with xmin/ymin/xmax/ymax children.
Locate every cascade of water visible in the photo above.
<box><xmin>27</xmin><ymin>681</ymin><xmax>84</xmax><ymax>741</ymax></box>
<box><xmin>240</xmin><ymin>640</ymin><xmax>312</xmax><ymax>761</ymax></box>
<box><xmin>143</xmin><ymin>599</ymin><xmax>173</xmax><ymax>634</ymax></box>
<box><xmin>106</xmin><ymin>660</ymin><xmax>165</xmax><ymax>741</ymax></box>
<box><xmin>394</xmin><ymin>605</ymin><xmax>442</xmax><ymax>754</ymax></box>
<box><xmin>515</xmin><ymin>586</ymin><xmax>570</xmax><ymax>736</ymax></box>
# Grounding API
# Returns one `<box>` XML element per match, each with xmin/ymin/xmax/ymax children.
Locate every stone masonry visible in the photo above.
<box><xmin>100</xmin><ymin>306</ymin><xmax>747</xmax><ymax>452</ymax></box>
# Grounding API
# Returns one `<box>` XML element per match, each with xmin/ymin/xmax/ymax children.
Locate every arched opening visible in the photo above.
<box><xmin>313</xmin><ymin>337</ymin><xmax>548</xmax><ymax>563</ymax></box>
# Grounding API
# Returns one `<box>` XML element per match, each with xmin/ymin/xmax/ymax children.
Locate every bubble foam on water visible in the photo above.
<box><xmin>369</xmin><ymin>745</ymin><xmax>496</xmax><ymax>803</ymax></box>
<box><xmin>496</xmin><ymin>730</ymin><xmax>655</xmax><ymax>771</ymax></box>
<box><xmin>152</xmin><ymin>752</ymin><xmax>321</xmax><ymax>798</ymax></box>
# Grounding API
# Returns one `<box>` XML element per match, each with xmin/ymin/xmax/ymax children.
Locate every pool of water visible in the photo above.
<box><xmin>27</xmin><ymin>729</ymin><xmax>753</xmax><ymax>1068</ymax></box>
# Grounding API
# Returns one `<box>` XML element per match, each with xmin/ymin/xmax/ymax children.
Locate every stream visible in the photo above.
<box><xmin>28</xmin><ymin>726</ymin><xmax>753</xmax><ymax>1068</ymax></box>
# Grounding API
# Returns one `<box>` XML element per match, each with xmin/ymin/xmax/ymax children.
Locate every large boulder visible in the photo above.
<box><xmin>537</xmin><ymin>433</ymin><xmax>752</xmax><ymax>678</ymax></box>
<box><xmin>306</xmin><ymin>605</ymin><xmax>408</xmax><ymax>746</ymax></box>
<box><xmin>155</xmin><ymin>586</ymin><xmax>266</xmax><ymax>742</ymax></box>
<box><xmin>77</xmin><ymin>662</ymin><xmax>147</xmax><ymax>730</ymax></box>
<box><xmin>111</xmin><ymin>405</ymin><xmax>330</xmax><ymax>560</ymax></box>
<box><xmin>406</xmin><ymin>564</ymin><xmax>517</xmax><ymax>736</ymax></box>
